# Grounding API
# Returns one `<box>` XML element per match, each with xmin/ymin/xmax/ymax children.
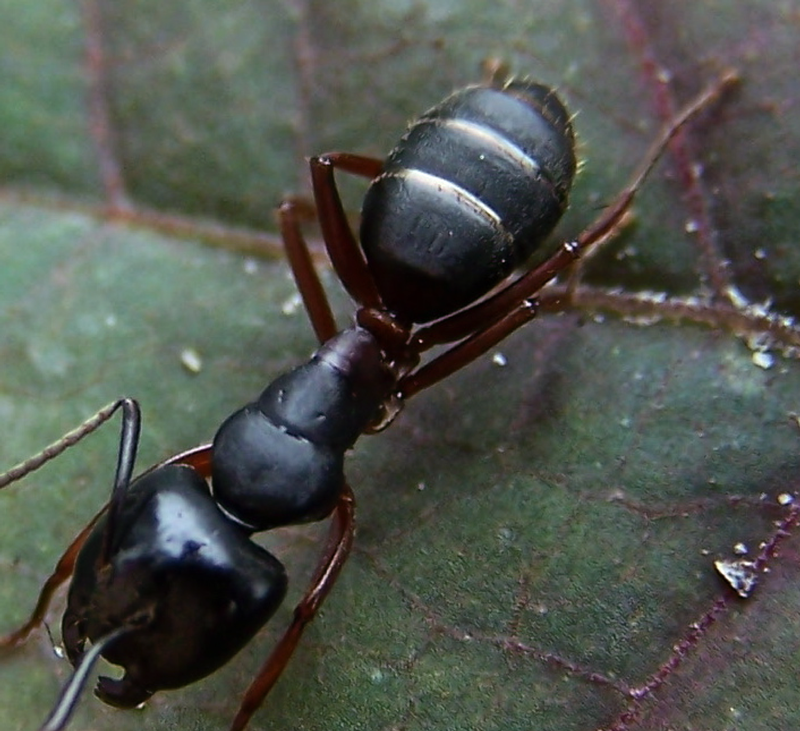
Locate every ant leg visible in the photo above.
<box><xmin>228</xmin><ymin>483</ymin><xmax>356</xmax><ymax>731</ymax></box>
<box><xmin>314</xmin><ymin>152</ymin><xmax>383</xmax><ymax>179</ymax></box>
<box><xmin>468</xmin><ymin>71</ymin><xmax>738</xmax><ymax>327</ymax></box>
<box><xmin>278</xmin><ymin>197</ymin><xmax>339</xmax><ymax>344</ymax></box>
<box><xmin>400</xmin><ymin>298</ymin><xmax>539</xmax><ymax>400</ymax></box>
<box><xmin>309</xmin><ymin>153</ymin><xmax>384</xmax><ymax>310</ymax></box>
<box><xmin>571</xmin><ymin>70</ymin><xmax>738</xmax><ymax>261</ymax></box>
<box><xmin>0</xmin><ymin>398</ymin><xmax>140</xmax><ymax>649</ymax></box>
<box><xmin>563</xmin><ymin>210</ymin><xmax>635</xmax><ymax>299</ymax></box>
<box><xmin>0</xmin><ymin>512</ymin><xmax>102</xmax><ymax>650</ymax></box>
<box><xmin>161</xmin><ymin>442</ymin><xmax>213</xmax><ymax>475</ymax></box>
<box><xmin>397</xmin><ymin>71</ymin><xmax>739</xmax><ymax>398</ymax></box>
<box><xmin>411</xmin><ymin>216</ymin><xmax>630</xmax><ymax>353</ymax></box>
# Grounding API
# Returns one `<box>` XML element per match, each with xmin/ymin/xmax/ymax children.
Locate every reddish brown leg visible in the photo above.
<box><xmin>410</xmin><ymin>218</ymin><xmax>629</xmax><ymax>353</ymax></box>
<box><xmin>228</xmin><ymin>483</ymin><xmax>357</xmax><ymax>731</ymax></box>
<box><xmin>167</xmin><ymin>443</ymin><xmax>213</xmax><ymax>474</ymax></box>
<box><xmin>399</xmin><ymin>299</ymin><xmax>538</xmax><ymax>399</ymax></box>
<box><xmin>563</xmin><ymin>209</ymin><xmax>635</xmax><ymax>298</ymax></box>
<box><xmin>396</xmin><ymin>71</ymin><xmax>738</xmax><ymax>399</ymax></box>
<box><xmin>0</xmin><ymin>399</ymin><xmax>135</xmax><ymax>649</ymax></box>
<box><xmin>0</xmin><ymin>511</ymin><xmax>102</xmax><ymax>650</ymax></box>
<box><xmin>278</xmin><ymin>197</ymin><xmax>339</xmax><ymax>344</ymax></box>
<box><xmin>309</xmin><ymin>153</ymin><xmax>384</xmax><ymax>310</ymax></box>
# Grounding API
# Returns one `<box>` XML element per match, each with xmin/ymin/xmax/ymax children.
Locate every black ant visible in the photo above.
<box><xmin>0</xmin><ymin>69</ymin><xmax>736</xmax><ymax>731</ymax></box>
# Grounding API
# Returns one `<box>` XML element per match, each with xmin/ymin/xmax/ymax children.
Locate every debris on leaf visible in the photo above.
<box><xmin>714</xmin><ymin>558</ymin><xmax>758</xmax><ymax>598</ymax></box>
<box><xmin>180</xmin><ymin>347</ymin><xmax>203</xmax><ymax>374</ymax></box>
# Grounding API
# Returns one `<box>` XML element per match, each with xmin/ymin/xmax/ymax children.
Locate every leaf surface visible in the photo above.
<box><xmin>1</xmin><ymin>2</ymin><xmax>799</xmax><ymax>731</ymax></box>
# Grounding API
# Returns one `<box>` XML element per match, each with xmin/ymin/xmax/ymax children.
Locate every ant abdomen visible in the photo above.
<box><xmin>360</xmin><ymin>80</ymin><xmax>577</xmax><ymax>324</ymax></box>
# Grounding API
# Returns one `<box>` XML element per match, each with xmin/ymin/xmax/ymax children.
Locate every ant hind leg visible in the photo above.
<box><xmin>278</xmin><ymin>197</ymin><xmax>340</xmax><ymax>345</ymax></box>
<box><xmin>394</xmin><ymin>71</ymin><xmax>739</xmax><ymax>401</ymax></box>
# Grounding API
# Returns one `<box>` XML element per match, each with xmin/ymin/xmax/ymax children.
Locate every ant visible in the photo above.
<box><xmin>0</xmin><ymin>69</ymin><xmax>736</xmax><ymax>731</ymax></box>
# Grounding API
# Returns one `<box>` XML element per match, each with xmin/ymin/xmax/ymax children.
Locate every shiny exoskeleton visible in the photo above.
<box><xmin>61</xmin><ymin>80</ymin><xmax>578</xmax><ymax>716</ymax></box>
<box><xmin>361</xmin><ymin>81</ymin><xmax>576</xmax><ymax>323</ymax></box>
<box><xmin>0</xmin><ymin>72</ymin><xmax>735</xmax><ymax>731</ymax></box>
<box><xmin>64</xmin><ymin>329</ymin><xmax>392</xmax><ymax>709</ymax></box>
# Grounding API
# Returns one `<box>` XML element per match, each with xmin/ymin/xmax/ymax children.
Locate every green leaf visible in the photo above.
<box><xmin>1</xmin><ymin>2</ymin><xmax>799</xmax><ymax>731</ymax></box>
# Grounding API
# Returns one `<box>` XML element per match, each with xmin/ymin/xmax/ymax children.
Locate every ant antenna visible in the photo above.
<box><xmin>0</xmin><ymin>400</ymin><xmax>130</xmax><ymax>490</ymax></box>
<box><xmin>37</xmin><ymin>628</ymin><xmax>127</xmax><ymax>731</ymax></box>
<box><xmin>101</xmin><ymin>398</ymin><xmax>141</xmax><ymax>564</ymax></box>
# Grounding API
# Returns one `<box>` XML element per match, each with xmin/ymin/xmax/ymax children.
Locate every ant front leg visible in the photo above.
<box><xmin>0</xmin><ymin>515</ymin><xmax>101</xmax><ymax>651</ymax></box>
<box><xmin>477</xmin><ymin>70</ymin><xmax>740</xmax><ymax>318</ymax></box>
<box><xmin>228</xmin><ymin>483</ymin><xmax>356</xmax><ymax>731</ymax></box>
<box><xmin>397</xmin><ymin>71</ymin><xmax>739</xmax><ymax>400</ymax></box>
<box><xmin>0</xmin><ymin>398</ymin><xmax>139</xmax><ymax>651</ymax></box>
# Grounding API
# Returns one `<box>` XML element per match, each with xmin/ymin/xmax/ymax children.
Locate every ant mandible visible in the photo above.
<box><xmin>0</xmin><ymin>69</ymin><xmax>736</xmax><ymax>731</ymax></box>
